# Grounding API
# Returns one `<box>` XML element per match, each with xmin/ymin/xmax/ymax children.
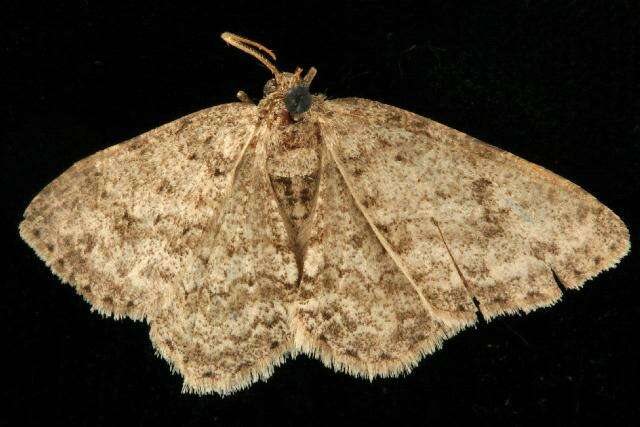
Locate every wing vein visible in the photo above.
<box><xmin>203</xmin><ymin>120</ymin><xmax>262</xmax><ymax>250</ymax></box>
<box><xmin>318</xmin><ymin>121</ymin><xmax>438</xmax><ymax>320</ymax></box>
<box><xmin>257</xmin><ymin>132</ymin><xmax>304</xmax><ymax>275</ymax></box>
<box><xmin>431</xmin><ymin>217</ymin><xmax>481</xmax><ymax>314</ymax></box>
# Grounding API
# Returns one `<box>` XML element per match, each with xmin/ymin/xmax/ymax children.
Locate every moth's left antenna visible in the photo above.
<box><xmin>221</xmin><ymin>32</ymin><xmax>280</xmax><ymax>78</ymax></box>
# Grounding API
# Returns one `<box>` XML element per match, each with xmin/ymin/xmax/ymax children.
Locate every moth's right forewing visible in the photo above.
<box><xmin>322</xmin><ymin>98</ymin><xmax>629</xmax><ymax>322</ymax></box>
<box><xmin>19</xmin><ymin>103</ymin><xmax>256</xmax><ymax>320</ymax></box>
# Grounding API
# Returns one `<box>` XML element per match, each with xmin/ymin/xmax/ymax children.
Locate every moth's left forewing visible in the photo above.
<box><xmin>19</xmin><ymin>103</ymin><xmax>255</xmax><ymax>320</ymax></box>
<box><xmin>322</xmin><ymin>98</ymin><xmax>629</xmax><ymax>322</ymax></box>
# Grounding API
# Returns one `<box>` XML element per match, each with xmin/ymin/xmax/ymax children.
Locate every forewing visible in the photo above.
<box><xmin>291</xmin><ymin>146</ymin><xmax>459</xmax><ymax>378</ymax></box>
<box><xmin>322</xmin><ymin>98</ymin><xmax>629</xmax><ymax>321</ymax></box>
<box><xmin>19</xmin><ymin>103</ymin><xmax>255</xmax><ymax>320</ymax></box>
<box><xmin>150</xmin><ymin>136</ymin><xmax>298</xmax><ymax>395</ymax></box>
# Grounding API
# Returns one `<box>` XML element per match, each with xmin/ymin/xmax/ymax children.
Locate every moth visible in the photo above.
<box><xmin>20</xmin><ymin>32</ymin><xmax>630</xmax><ymax>395</ymax></box>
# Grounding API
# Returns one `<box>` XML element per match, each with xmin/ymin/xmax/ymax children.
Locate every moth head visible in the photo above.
<box><xmin>221</xmin><ymin>32</ymin><xmax>317</xmax><ymax>115</ymax></box>
<box><xmin>263</xmin><ymin>70</ymin><xmax>314</xmax><ymax>114</ymax></box>
<box><xmin>283</xmin><ymin>84</ymin><xmax>312</xmax><ymax>115</ymax></box>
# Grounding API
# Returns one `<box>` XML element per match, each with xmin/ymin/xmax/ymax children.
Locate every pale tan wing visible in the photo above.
<box><xmin>291</xmin><ymin>145</ymin><xmax>460</xmax><ymax>379</ymax></box>
<box><xmin>19</xmin><ymin>103</ymin><xmax>256</xmax><ymax>320</ymax></box>
<box><xmin>321</xmin><ymin>98</ymin><xmax>629</xmax><ymax>321</ymax></box>
<box><xmin>150</xmin><ymin>134</ymin><xmax>298</xmax><ymax>395</ymax></box>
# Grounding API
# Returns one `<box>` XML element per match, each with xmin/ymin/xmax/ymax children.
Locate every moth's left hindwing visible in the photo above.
<box><xmin>151</xmin><ymin>136</ymin><xmax>298</xmax><ymax>395</ymax></box>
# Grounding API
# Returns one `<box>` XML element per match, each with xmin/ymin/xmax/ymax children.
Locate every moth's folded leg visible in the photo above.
<box><xmin>149</xmin><ymin>279</ymin><xmax>293</xmax><ymax>395</ymax></box>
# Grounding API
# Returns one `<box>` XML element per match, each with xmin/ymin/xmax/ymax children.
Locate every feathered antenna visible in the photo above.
<box><xmin>221</xmin><ymin>32</ymin><xmax>280</xmax><ymax>78</ymax></box>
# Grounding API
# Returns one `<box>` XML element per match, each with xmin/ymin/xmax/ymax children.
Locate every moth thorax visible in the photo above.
<box><xmin>267</xmin><ymin>126</ymin><xmax>321</xmax><ymax>241</ymax></box>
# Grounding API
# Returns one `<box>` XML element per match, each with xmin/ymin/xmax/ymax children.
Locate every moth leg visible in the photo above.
<box><xmin>236</xmin><ymin>90</ymin><xmax>254</xmax><ymax>104</ymax></box>
<box><xmin>302</xmin><ymin>66</ymin><xmax>317</xmax><ymax>86</ymax></box>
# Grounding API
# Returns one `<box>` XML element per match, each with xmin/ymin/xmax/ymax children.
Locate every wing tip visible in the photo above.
<box><xmin>18</xmin><ymin>218</ymin><xmax>147</xmax><ymax>322</ymax></box>
<box><xmin>555</xmin><ymin>214</ymin><xmax>631</xmax><ymax>291</ymax></box>
<box><xmin>571</xmin><ymin>236</ymin><xmax>630</xmax><ymax>291</ymax></box>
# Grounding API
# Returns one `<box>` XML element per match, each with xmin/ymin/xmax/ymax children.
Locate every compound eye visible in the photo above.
<box><xmin>284</xmin><ymin>84</ymin><xmax>312</xmax><ymax>114</ymax></box>
<box><xmin>263</xmin><ymin>78</ymin><xmax>277</xmax><ymax>97</ymax></box>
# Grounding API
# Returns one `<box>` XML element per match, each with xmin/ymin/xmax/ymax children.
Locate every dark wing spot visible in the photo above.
<box><xmin>471</xmin><ymin>178</ymin><xmax>493</xmax><ymax>204</ymax></box>
<box><xmin>300</xmin><ymin>187</ymin><xmax>311</xmax><ymax>203</ymax></box>
<box><xmin>344</xmin><ymin>349</ymin><xmax>358</xmax><ymax>358</ymax></box>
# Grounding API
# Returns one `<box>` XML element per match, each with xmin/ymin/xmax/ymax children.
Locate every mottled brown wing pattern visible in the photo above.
<box><xmin>19</xmin><ymin>89</ymin><xmax>630</xmax><ymax>394</ymax></box>
<box><xmin>20</xmin><ymin>103</ymin><xmax>302</xmax><ymax>394</ymax></box>
<box><xmin>291</xmin><ymin>146</ymin><xmax>458</xmax><ymax>378</ymax></box>
<box><xmin>20</xmin><ymin>103</ymin><xmax>255</xmax><ymax>320</ymax></box>
<box><xmin>150</xmin><ymin>136</ymin><xmax>298</xmax><ymax>394</ymax></box>
<box><xmin>322</xmin><ymin>98</ymin><xmax>629</xmax><ymax>321</ymax></box>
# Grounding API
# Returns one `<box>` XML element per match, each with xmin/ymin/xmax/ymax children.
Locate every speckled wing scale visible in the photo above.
<box><xmin>287</xmin><ymin>97</ymin><xmax>629</xmax><ymax>379</ymax></box>
<box><xmin>20</xmin><ymin>33</ymin><xmax>630</xmax><ymax>395</ymax></box>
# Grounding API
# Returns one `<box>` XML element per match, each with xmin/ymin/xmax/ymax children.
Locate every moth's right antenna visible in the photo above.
<box><xmin>221</xmin><ymin>32</ymin><xmax>280</xmax><ymax>78</ymax></box>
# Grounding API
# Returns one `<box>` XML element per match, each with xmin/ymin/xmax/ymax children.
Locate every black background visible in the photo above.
<box><xmin>3</xmin><ymin>1</ymin><xmax>638</xmax><ymax>425</ymax></box>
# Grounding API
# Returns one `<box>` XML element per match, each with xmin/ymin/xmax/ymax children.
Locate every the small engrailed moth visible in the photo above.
<box><xmin>20</xmin><ymin>32</ymin><xmax>630</xmax><ymax>395</ymax></box>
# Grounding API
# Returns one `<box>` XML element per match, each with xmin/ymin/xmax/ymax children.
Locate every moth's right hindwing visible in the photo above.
<box><xmin>291</xmin><ymin>146</ymin><xmax>455</xmax><ymax>378</ymax></box>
